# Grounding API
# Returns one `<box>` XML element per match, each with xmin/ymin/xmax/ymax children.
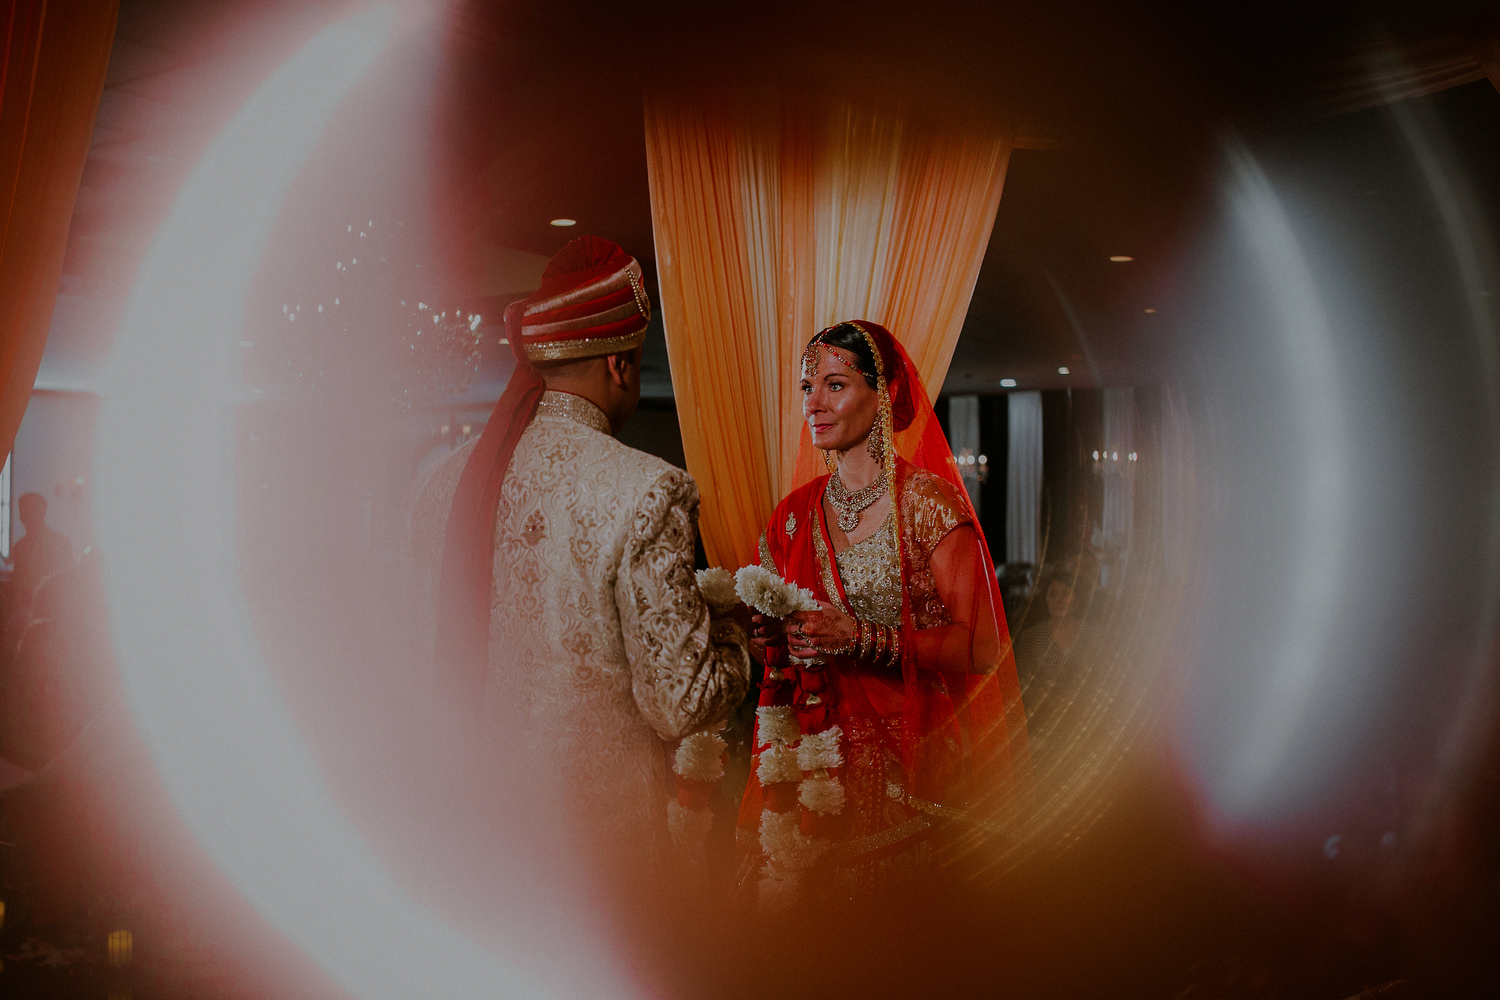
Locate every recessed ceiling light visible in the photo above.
<box><xmin>550</xmin><ymin>218</ymin><xmax>577</xmax><ymax>227</ymax></box>
<box><xmin>999</xmin><ymin>378</ymin><xmax>1017</xmax><ymax>388</ymax></box>
<box><xmin>1057</xmin><ymin>366</ymin><xmax>1070</xmax><ymax>375</ymax></box>
<box><xmin>1144</xmin><ymin>307</ymin><xmax>1156</xmax><ymax>314</ymax></box>
<box><xmin>1109</xmin><ymin>255</ymin><xmax>1133</xmax><ymax>262</ymax></box>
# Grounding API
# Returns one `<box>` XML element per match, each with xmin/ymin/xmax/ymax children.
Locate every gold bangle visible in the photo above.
<box><xmin>828</xmin><ymin>618</ymin><xmax>858</xmax><ymax>657</ymax></box>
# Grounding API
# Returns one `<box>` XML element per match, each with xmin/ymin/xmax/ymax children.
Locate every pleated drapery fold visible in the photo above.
<box><xmin>0</xmin><ymin>0</ymin><xmax>118</xmax><ymax>460</ymax></box>
<box><xmin>645</xmin><ymin>93</ymin><xmax>1013</xmax><ymax>568</ymax></box>
<box><xmin>1288</xmin><ymin>24</ymin><xmax>1500</xmax><ymax>118</ymax></box>
<box><xmin>1472</xmin><ymin>30</ymin><xmax>1500</xmax><ymax>94</ymax></box>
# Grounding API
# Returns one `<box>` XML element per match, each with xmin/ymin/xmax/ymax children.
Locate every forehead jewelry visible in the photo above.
<box><xmin>803</xmin><ymin>337</ymin><xmax>865</xmax><ymax>382</ymax></box>
<box><xmin>801</xmin><ymin>334</ymin><xmax>824</xmax><ymax>380</ymax></box>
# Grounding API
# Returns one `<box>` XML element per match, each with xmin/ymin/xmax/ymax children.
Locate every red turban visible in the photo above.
<box><xmin>504</xmin><ymin>235</ymin><xmax>650</xmax><ymax>362</ymax></box>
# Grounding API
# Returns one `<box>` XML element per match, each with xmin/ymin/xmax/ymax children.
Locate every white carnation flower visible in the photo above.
<box><xmin>695</xmin><ymin>566</ymin><xmax>737</xmax><ymax>613</ymax></box>
<box><xmin>735</xmin><ymin>564</ymin><xmax>819</xmax><ymax>618</ymax></box>
<box><xmin>674</xmin><ymin>729</ymin><xmax>727</xmax><ymax>783</ymax></box>
<box><xmin>757</xmin><ymin>864</ymin><xmax>800</xmax><ymax>914</ymax></box>
<box><xmin>758</xmin><ymin>808</ymin><xmax>825</xmax><ymax>871</ymax></box>
<box><xmin>796</xmin><ymin>725</ymin><xmax>843</xmax><ymax>771</ymax></box>
<box><xmin>798</xmin><ymin>773</ymin><xmax>846</xmax><ymax>816</ymax></box>
<box><xmin>757</xmin><ymin>741</ymin><xmax>802</xmax><ymax>785</ymax></box>
<box><xmin>756</xmin><ymin>705</ymin><xmax>801</xmax><ymax>746</ymax></box>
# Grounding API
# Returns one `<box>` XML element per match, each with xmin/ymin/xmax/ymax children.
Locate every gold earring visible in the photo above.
<box><xmin>867</xmin><ymin>409</ymin><xmax>885</xmax><ymax>463</ymax></box>
<box><xmin>824</xmin><ymin>450</ymin><xmax>837</xmax><ymax>473</ymax></box>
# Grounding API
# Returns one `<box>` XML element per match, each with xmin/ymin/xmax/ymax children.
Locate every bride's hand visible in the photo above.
<box><xmin>786</xmin><ymin>603</ymin><xmax>856</xmax><ymax>659</ymax></box>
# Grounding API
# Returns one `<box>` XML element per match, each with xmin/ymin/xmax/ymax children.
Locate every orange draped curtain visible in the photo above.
<box><xmin>645</xmin><ymin>93</ymin><xmax>1013</xmax><ymax>569</ymax></box>
<box><xmin>0</xmin><ymin>0</ymin><xmax>118</xmax><ymax>460</ymax></box>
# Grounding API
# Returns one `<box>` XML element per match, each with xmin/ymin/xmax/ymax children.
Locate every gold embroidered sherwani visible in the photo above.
<box><xmin>411</xmin><ymin>391</ymin><xmax>751</xmax><ymax>864</ymax></box>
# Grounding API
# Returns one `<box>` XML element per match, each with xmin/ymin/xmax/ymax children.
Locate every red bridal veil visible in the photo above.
<box><xmin>855</xmin><ymin>323</ymin><xmax>1031</xmax><ymax>808</ymax></box>
<box><xmin>743</xmin><ymin>321</ymin><xmax>1030</xmax><ymax>847</ymax></box>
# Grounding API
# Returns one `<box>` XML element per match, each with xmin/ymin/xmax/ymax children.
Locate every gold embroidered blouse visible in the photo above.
<box><xmin>831</xmin><ymin>468</ymin><xmax>970</xmax><ymax>626</ymax></box>
<box><xmin>836</xmin><ymin>515</ymin><xmax>901</xmax><ymax>625</ymax></box>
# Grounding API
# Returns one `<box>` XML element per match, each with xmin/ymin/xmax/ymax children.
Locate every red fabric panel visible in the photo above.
<box><xmin>0</xmin><ymin>0</ymin><xmax>119</xmax><ymax>461</ymax></box>
<box><xmin>431</xmin><ymin>326</ymin><xmax>544</xmax><ymax>714</ymax></box>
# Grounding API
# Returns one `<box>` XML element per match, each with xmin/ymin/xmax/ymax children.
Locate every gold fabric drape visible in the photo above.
<box><xmin>0</xmin><ymin>0</ymin><xmax>118</xmax><ymax>460</ymax></box>
<box><xmin>646</xmin><ymin>95</ymin><xmax>1012</xmax><ymax>568</ymax></box>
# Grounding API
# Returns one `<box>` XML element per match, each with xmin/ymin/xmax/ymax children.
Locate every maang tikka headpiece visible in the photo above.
<box><xmin>800</xmin><ymin>333</ymin><xmax>827</xmax><ymax>382</ymax></box>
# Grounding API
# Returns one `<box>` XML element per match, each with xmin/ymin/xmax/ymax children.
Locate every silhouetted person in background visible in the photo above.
<box><xmin>11</xmin><ymin>492</ymin><xmax>74</xmax><ymax>604</ymax></box>
<box><xmin>1015</xmin><ymin>562</ymin><xmax>1096</xmax><ymax>767</ymax></box>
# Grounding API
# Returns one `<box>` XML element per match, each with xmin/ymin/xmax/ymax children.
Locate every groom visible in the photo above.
<box><xmin>415</xmin><ymin>236</ymin><xmax>749</xmax><ymax>872</ymax></box>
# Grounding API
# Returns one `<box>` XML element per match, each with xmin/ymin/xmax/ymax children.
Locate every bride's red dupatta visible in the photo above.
<box><xmin>737</xmin><ymin>322</ymin><xmax>1030</xmax><ymax>854</ymax></box>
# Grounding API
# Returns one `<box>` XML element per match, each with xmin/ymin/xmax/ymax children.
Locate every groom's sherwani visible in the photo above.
<box><xmin>413</xmin><ymin>390</ymin><xmax>750</xmax><ymax>857</ymax></box>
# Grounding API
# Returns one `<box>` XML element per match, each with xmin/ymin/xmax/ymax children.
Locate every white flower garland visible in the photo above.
<box><xmin>728</xmin><ymin>567</ymin><xmax>845</xmax><ymax>910</ymax></box>
<box><xmin>756</xmin><ymin>864</ymin><xmax>801</xmax><ymax>913</ymax></box>
<box><xmin>796</xmin><ymin>724</ymin><xmax>846</xmax><ymax>817</ymax></box>
<box><xmin>667</xmin><ymin>722</ymin><xmax>726</xmax><ymax>867</ymax></box>
<box><xmin>666</xmin><ymin>799</ymin><xmax>715</xmax><ymax>866</ymax></box>
<box><xmin>758</xmin><ymin>808</ymin><xmax>824</xmax><ymax>870</ymax></box>
<box><xmin>757</xmin><ymin>807</ymin><xmax>829</xmax><ymax>914</ymax></box>
<box><xmin>664</xmin><ymin>568</ymin><xmax>744</xmax><ymax>868</ymax></box>
<box><xmin>753</xmin><ymin>716</ymin><xmax>847</xmax><ymax>910</ymax></box>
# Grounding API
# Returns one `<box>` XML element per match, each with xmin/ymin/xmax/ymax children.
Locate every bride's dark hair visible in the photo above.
<box><xmin>812</xmin><ymin>322</ymin><xmax>881</xmax><ymax>389</ymax></box>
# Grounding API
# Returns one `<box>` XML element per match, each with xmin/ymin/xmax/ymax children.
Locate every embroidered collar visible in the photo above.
<box><xmin>536</xmin><ymin>391</ymin><xmax>612</xmax><ymax>435</ymax></box>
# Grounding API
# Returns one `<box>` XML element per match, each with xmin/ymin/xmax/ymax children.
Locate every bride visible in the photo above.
<box><xmin>740</xmin><ymin>320</ymin><xmax>1029</xmax><ymax>903</ymax></box>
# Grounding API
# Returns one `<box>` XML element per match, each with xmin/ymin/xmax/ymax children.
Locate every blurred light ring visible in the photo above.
<box><xmin>1385</xmin><ymin>85</ymin><xmax>1500</xmax><ymax>789</ymax></box>
<box><xmin>93</xmin><ymin>7</ymin><xmax>548</xmax><ymax>999</ymax></box>
<box><xmin>1201</xmin><ymin>141</ymin><xmax>1350</xmax><ymax>819</ymax></box>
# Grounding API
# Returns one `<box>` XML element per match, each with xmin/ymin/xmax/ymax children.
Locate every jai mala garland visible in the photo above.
<box><xmin>734</xmin><ymin>566</ymin><xmax>846</xmax><ymax>911</ymax></box>
<box><xmin>670</xmin><ymin>565</ymin><xmax>849</xmax><ymax>906</ymax></box>
<box><xmin>669</xmin><ymin>723</ymin><xmax>727</xmax><ymax>868</ymax></box>
<box><xmin>666</xmin><ymin>569</ymin><xmax>742</xmax><ymax>871</ymax></box>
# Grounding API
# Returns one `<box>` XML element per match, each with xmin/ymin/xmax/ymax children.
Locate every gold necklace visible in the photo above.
<box><xmin>827</xmin><ymin>468</ymin><xmax>887</xmax><ymax>533</ymax></box>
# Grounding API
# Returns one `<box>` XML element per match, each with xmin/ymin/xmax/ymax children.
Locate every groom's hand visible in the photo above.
<box><xmin>751</xmin><ymin>613</ymin><xmax>786</xmax><ymax>657</ymax></box>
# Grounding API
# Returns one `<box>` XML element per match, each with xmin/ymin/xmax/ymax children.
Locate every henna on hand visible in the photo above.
<box><xmin>786</xmin><ymin>603</ymin><xmax>856</xmax><ymax>658</ymax></box>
